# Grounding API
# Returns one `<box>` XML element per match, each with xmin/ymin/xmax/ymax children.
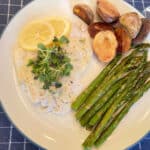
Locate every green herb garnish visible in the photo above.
<box><xmin>28</xmin><ymin>36</ymin><xmax>73</xmax><ymax>89</ymax></box>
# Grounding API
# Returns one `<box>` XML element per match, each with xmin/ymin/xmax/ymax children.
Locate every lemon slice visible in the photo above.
<box><xmin>46</xmin><ymin>17</ymin><xmax>71</xmax><ymax>37</ymax></box>
<box><xmin>19</xmin><ymin>20</ymin><xmax>55</xmax><ymax>51</ymax></box>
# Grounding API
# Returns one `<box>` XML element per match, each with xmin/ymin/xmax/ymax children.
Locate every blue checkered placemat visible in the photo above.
<box><xmin>0</xmin><ymin>0</ymin><xmax>150</xmax><ymax>150</ymax></box>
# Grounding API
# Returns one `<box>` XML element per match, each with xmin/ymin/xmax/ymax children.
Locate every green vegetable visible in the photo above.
<box><xmin>95</xmin><ymin>61</ymin><xmax>150</xmax><ymax>147</ymax></box>
<box><xmin>95</xmin><ymin>80</ymin><xmax>150</xmax><ymax>147</ymax></box>
<box><xmin>82</xmin><ymin>51</ymin><xmax>147</xmax><ymax>148</ymax></box>
<box><xmin>27</xmin><ymin>36</ymin><xmax>73</xmax><ymax>89</ymax></box>
<box><xmin>72</xmin><ymin>44</ymin><xmax>148</xmax><ymax>112</ymax></box>
<box><xmin>89</xmin><ymin>58</ymin><xmax>149</xmax><ymax>127</ymax></box>
<box><xmin>133</xmin><ymin>43</ymin><xmax>150</xmax><ymax>49</ymax></box>
<box><xmin>71</xmin><ymin>54</ymin><xmax>122</xmax><ymax>111</ymax></box>
<box><xmin>76</xmin><ymin>55</ymin><xmax>143</xmax><ymax>120</ymax></box>
<box><xmin>72</xmin><ymin>45</ymin><xmax>144</xmax><ymax>112</ymax></box>
<box><xmin>80</xmin><ymin>77</ymin><xmax>126</xmax><ymax>127</ymax></box>
<box><xmin>88</xmin><ymin>76</ymin><xmax>128</xmax><ymax>126</ymax></box>
<box><xmin>71</xmin><ymin>43</ymin><xmax>150</xmax><ymax>149</ymax></box>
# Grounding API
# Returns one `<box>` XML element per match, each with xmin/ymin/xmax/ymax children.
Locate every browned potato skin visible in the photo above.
<box><xmin>119</xmin><ymin>12</ymin><xmax>142</xmax><ymax>39</ymax></box>
<box><xmin>73</xmin><ymin>4</ymin><xmax>94</xmax><ymax>25</ymax></box>
<box><xmin>93</xmin><ymin>30</ymin><xmax>118</xmax><ymax>63</ymax></box>
<box><xmin>115</xmin><ymin>26</ymin><xmax>132</xmax><ymax>53</ymax></box>
<box><xmin>133</xmin><ymin>18</ymin><xmax>150</xmax><ymax>45</ymax></box>
<box><xmin>88</xmin><ymin>22</ymin><xmax>114</xmax><ymax>38</ymax></box>
<box><xmin>97</xmin><ymin>0</ymin><xmax>120</xmax><ymax>23</ymax></box>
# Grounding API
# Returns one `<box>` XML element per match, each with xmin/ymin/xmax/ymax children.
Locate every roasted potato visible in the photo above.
<box><xmin>119</xmin><ymin>12</ymin><xmax>142</xmax><ymax>39</ymax></box>
<box><xmin>97</xmin><ymin>0</ymin><xmax>120</xmax><ymax>23</ymax></box>
<box><xmin>73</xmin><ymin>4</ymin><xmax>94</xmax><ymax>25</ymax></box>
<box><xmin>93</xmin><ymin>30</ymin><xmax>118</xmax><ymax>63</ymax></box>
<box><xmin>88</xmin><ymin>22</ymin><xmax>114</xmax><ymax>38</ymax></box>
<box><xmin>115</xmin><ymin>26</ymin><xmax>132</xmax><ymax>53</ymax></box>
<box><xmin>133</xmin><ymin>18</ymin><xmax>150</xmax><ymax>45</ymax></box>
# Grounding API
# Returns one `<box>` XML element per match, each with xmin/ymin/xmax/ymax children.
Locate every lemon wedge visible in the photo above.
<box><xmin>19</xmin><ymin>20</ymin><xmax>55</xmax><ymax>51</ymax></box>
<box><xmin>46</xmin><ymin>17</ymin><xmax>71</xmax><ymax>37</ymax></box>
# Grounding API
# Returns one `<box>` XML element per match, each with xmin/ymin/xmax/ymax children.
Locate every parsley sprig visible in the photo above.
<box><xmin>28</xmin><ymin>36</ymin><xmax>73</xmax><ymax>89</ymax></box>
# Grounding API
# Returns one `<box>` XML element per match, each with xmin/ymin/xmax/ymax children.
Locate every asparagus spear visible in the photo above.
<box><xmin>94</xmin><ymin>70</ymin><xmax>150</xmax><ymax>146</ymax></box>
<box><xmin>88</xmin><ymin>62</ymin><xmax>144</xmax><ymax>126</ymax></box>
<box><xmin>71</xmin><ymin>45</ymin><xmax>146</xmax><ymax>111</ymax></box>
<box><xmin>109</xmin><ymin>44</ymin><xmax>149</xmax><ymax>76</ymax></box>
<box><xmin>80</xmin><ymin>77</ymin><xmax>127</xmax><ymax>126</ymax></box>
<box><xmin>133</xmin><ymin>43</ymin><xmax>150</xmax><ymax>49</ymax></box>
<box><xmin>76</xmin><ymin>55</ymin><xmax>144</xmax><ymax>120</ymax></box>
<box><xmin>76</xmin><ymin>70</ymin><xmax>126</xmax><ymax>120</ymax></box>
<box><xmin>88</xmin><ymin>57</ymin><xmax>148</xmax><ymax>127</ymax></box>
<box><xmin>88</xmin><ymin>82</ymin><xmax>126</xmax><ymax>126</ymax></box>
<box><xmin>113</xmin><ymin>72</ymin><xmax>150</xmax><ymax>121</ymax></box>
<box><xmin>108</xmin><ymin>68</ymin><xmax>150</xmax><ymax>125</ymax></box>
<box><xmin>71</xmin><ymin>54</ymin><xmax>121</xmax><ymax>111</ymax></box>
<box><xmin>143</xmin><ymin>61</ymin><xmax>150</xmax><ymax>74</ymax></box>
<box><xmin>83</xmin><ymin>51</ymin><xmax>146</xmax><ymax>148</ymax></box>
<box><xmin>89</xmin><ymin>62</ymin><xmax>150</xmax><ymax>126</ymax></box>
<box><xmin>95</xmin><ymin>80</ymin><xmax>150</xmax><ymax>147</ymax></box>
<box><xmin>135</xmin><ymin>73</ymin><xmax>150</xmax><ymax>90</ymax></box>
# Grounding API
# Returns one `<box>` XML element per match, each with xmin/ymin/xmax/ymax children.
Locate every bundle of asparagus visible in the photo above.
<box><xmin>71</xmin><ymin>43</ymin><xmax>150</xmax><ymax>149</ymax></box>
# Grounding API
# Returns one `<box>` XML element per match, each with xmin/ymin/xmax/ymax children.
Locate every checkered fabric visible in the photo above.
<box><xmin>0</xmin><ymin>0</ymin><xmax>150</xmax><ymax>150</ymax></box>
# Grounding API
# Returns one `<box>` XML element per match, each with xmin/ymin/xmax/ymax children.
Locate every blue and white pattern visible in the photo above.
<box><xmin>0</xmin><ymin>0</ymin><xmax>150</xmax><ymax>149</ymax></box>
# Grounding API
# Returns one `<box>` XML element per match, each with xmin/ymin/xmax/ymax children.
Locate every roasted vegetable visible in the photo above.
<box><xmin>71</xmin><ymin>55</ymin><xmax>121</xmax><ymax>111</ymax></box>
<box><xmin>73</xmin><ymin>4</ymin><xmax>94</xmax><ymax>25</ymax></box>
<box><xmin>88</xmin><ymin>22</ymin><xmax>114</xmax><ymax>38</ymax></box>
<box><xmin>119</xmin><ymin>12</ymin><xmax>142</xmax><ymax>39</ymax></box>
<box><xmin>72</xmin><ymin>44</ymin><xmax>150</xmax><ymax>149</ymax></box>
<box><xmin>83</xmin><ymin>52</ymin><xmax>147</xmax><ymax>148</ymax></box>
<box><xmin>97</xmin><ymin>0</ymin><xmax>120</xmax><ymax>23</ymax></box>
<box><xmin>72</xmin><ymin>45</ymin><xmax>146</xmax><ymax>111</ymax></box>
<box><xmin>80</xmin><ymin>78</ymin><xmax>126</xmax><ymax>127</ymax></box>
<box><xmin>133</xmin><ymin>18</ymin><xmax>150</xmax><ymax>45</ymax></box>
<box><xmin>95</xmin><ymin>80</ymin><xmax>150</xmax><ymax>147</ymax></box>
<box><xmin>93</xmin><ymin>30</ymin><xmax>118</xmax><ymax>62</ymax></box>
<box><xmin>115</xmin><ymin>26</ymin><xmax>132</xmax><ymax>53</ymax></box>
<box><xmin>88</xmin><ymin>57</ymin><xmax>145</xmax><ymax>126</ymax></box>
<box><xmin>75</xmin><ymin>56</ymin><xmax>140</xmax><ymax>120</ymax></box>
<box><xmin>76</xmin><ymin>53</ymin><xmax>145</xmax><ymax>120</ymax></box>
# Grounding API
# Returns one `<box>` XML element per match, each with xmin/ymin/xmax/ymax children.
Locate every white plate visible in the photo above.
<box><xmin>0</xmin><ymin>0</ymin><xmax>150</xmax><ymax>150</ymax></box>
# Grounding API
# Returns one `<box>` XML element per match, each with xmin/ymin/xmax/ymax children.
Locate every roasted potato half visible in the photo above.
<box><xmin>93</xmin><ymin>30</ymin><xmax>118</xmax><ymax>63</ymax></box>
<box><xmin>73</xmin><ymin>4</ymin><xmax>94</xmax><ymax>25</ymax></box>
<box><xmin>115</xmin><ymin>26</ymin><xmax>132</xmax><ymax>53</ymax></box>
<box><xmin>97</xmin><ymin>0</ymin><xmax>120</xmax><ymax>23</ymax></box>
<box><xmin>88</xmin><ymin>22</ymin><xmax>114</xmax><ymax>38</ymax></box>
<box><xmin>133</xmin><ymin>18</ymin><xmax>150</xmax><ymax>45</ymax></box>
<box><xmin>119</xmin><ymin>12</ymin><xmax>142</xmax><ymax>39</ymax></box>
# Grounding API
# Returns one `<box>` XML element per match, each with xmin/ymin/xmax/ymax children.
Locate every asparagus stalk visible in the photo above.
<box><xmin>88</xmin><ymin>65</ymin><xmax>142</xmax><ymax>126</ymax></box>
<box><xmin>76</xmin><ymin>70</ymin><xmax>126</xmax><ymax>120</ymax></box>
<box><xmin>83</xmin><ymin>51</ymin><xmax>146</xmax><ymax>148</ymax></box>
<box><xmin>80</xmin><ymin>77</ymin><xmax>127</xmax><ymax>127</ymax></box>
<box><xmin>110</xmin><ymin>44</ymin><xmax>149</xmax><ymax>76</ymax></box>
<box><xmin>88</xmin><ymin>82</ymin><xmax>126</xmax><ymax>126</ymax></box>
<box><xmin>71</xmin><ymin>45</ymin><xmax>146</xmax><ymax>111</ymax></box>
<box><xmin>133</xmin><ymin>43</ymin><xmax>150</xmax><ymax>49</ymax></box>
<box><xmin>76</xmin><ymin>56</ymin><xmax>144</xmax><ymax>120</ymax></box>
<box><xmin>88</xmin><ymin>60</ymin><xmax>149</xmax><ymax>127</ymax></box>
<box><xmin>71</xmin><ymin>55</ymin><xmax>121</xmax><ymax>111</ymax></box>
<box><xmin>95</xmin><ymin>80</ymin><xmax>150</xmax><ymax>147</ymax></box>
<box><xmin>89</xmin><ymin>55</ymin><xmax>149</xmax><ymax>126</ymax></box>
<box><xmin>94</xmin><ymin>70</ymin><xmax>150</xmax><ymax>146</ymax></box>
<box><xmin>108</xmin><ymin>69</ymin><xmax>150</xmax><ymax>125</ymax></box>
